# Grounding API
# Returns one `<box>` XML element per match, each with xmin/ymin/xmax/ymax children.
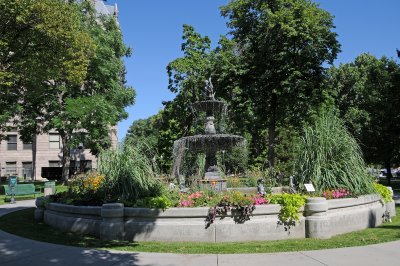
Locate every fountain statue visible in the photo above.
<box><xmin>172</xmin><ymin>78</ymin><xmax>245</xmax><ymax>191</ymax></box>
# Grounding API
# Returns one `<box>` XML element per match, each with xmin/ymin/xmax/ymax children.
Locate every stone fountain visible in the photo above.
<box><xmin>172</xmin><ymin>78</ymin><xmax>245</xmax><ymax>191</ymax></box>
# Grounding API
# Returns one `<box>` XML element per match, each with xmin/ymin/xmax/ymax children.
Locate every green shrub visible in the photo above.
<box><xmin>244</xmin><ymin>176</ymin><xmax>258</xmax><ymax>187</ymax></box>
<box><xmin>268</xmin><ymin>193</ymin><xmax>306</xmax><ymax>226</ymax></box>
<box><xmin>178</xmin><ymin>190</ymin><xmax>223</xmax><ymax>207</ymax></box>
<box><xmin>293</xmin><ymin>110</ymin><xmax>374</xmax><ymax>195</ymax></box>
<box><xmin>373</xmin><ymin>183</ymin><xmax>392</xmax><ymax>203</ymax></box>
<box><xmin>135</xmin><ymin>196</ymin><xmax>172</xmax><ymax>210</ymax></box>
<box><xmin>227</xmin><ymin>176</ymin><xmax>242</xmax><ymax>188</ymax></box>
<box><xmin>223</xmin><ymin>190</ymin><xmax>253</xmax><ymax>206</ymax></box>
<box><xmin>217</xmin><ymin>146</ymin><xmax>249</xmax><ymax>174</ymax></box>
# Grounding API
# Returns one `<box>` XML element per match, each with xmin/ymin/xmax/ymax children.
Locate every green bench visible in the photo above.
<box><xmin>3</xmin><ymin>184</ymin><xmax>41</xmax><ymax>200</ymax></box>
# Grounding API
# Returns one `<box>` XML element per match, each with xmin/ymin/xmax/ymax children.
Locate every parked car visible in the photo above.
<box><xmin>379</xmin><ymin>168</ymin><xmax>400</xmax><ymax>178</ymax></box>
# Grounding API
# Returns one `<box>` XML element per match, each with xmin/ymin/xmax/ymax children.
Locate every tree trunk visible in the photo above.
<box><xmin>385</xmin><ymin>160</ymin><xmax>392</xmax><ymax>186</ymax></box>
<box><xmin>32</xmin><ymin>134</ymin><xmax>37</xmax><ymax>180</ymax></box>
<box><xmin>60</xmin><ymin>131</ymin><xmax>71</xmax><ymax>185</ymax></box>
<box><xmin>268</xmin><ymin>93</ymin><xmax>277</xmax><ymax>167</ymax></box>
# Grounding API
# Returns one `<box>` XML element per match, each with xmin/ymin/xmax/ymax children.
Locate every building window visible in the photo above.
<box><xmin>7</xmin><ymin>135</ymin><xmax>17</xmax><ymax>150</ymax></box>
<box><xmin>5</xmin><ymin>162</ymin><xmax>17</xmax><ymax>175</ymax></box>
<box><xmin>49</xmin><ymin>161</ymin><xmax>61</xmax><ymax>167</ymax></box>
<box><xmin>23</xmin><ymin>141</ymin><xmax>32</xmax><ymax>150</ymax></box>
<box><xmin>22</xmin><ymin>162</ymin><xmax>33</xmax><ymax>179</ymax></box>
<box><xmin>49</xmin><ymin>134</ymin><xmax>60</xmax><ymax>149</ymax></box>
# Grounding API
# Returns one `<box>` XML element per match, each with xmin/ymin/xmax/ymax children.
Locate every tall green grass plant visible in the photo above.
<box><xmin>98</xmin><ymin>140</ymin><xmax>162</xmax><ymax>202</ymax></box>
<box><xmin>293</xmin><ymin>110</ymin><xmax>374</xmax><ymax>195</ymax></box>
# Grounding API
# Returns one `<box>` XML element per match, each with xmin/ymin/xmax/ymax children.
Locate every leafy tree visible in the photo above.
<box><xmin>220</xmin><ymin>0</ymin><xmax>340</xmax><ymax>168</ymax></box>
<box><xmin>327</xmin><ymin>54</ymin><xmax>400</xmax><ymax>184</ymax></box>
<box><xmin>157</xmin><ymin>25</ymin><xmax>213</xmax><ymax>172</ymax></box>
<box><xmin>0</xmin><ymin>0</ymin><xmax>94</xmax><ymax>179</ymax></box>
<box><xmin>126</xmin><ymin>115</ymin><xmax>161</xmax><ymax>149</ymax></box>
<box><xmin>0</xmin><ymin>0</ymin><xmax>93</xmax><ymax>135</ymax></box>
<box><xmin>14</xmin><ymin>1</ymin><xmax>135</xmax><ymax>182</ymax></box>
<box><xmin>55</xmin><ymin>4</ymin><xmax>134</xmax><ymax>182</ymax></box>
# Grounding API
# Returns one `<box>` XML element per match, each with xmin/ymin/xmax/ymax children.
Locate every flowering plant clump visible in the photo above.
<box><xmin>322</xmin><ymin>188</ymin><xmax>351</xmax><ymax>199</ymax></box>
<box><xmin>49</xmin><ymin>172</ymin><xmax>109</xmax><ymax>206</ymax></box>
<box><xmin>177</xmin><ymin>190</ymin><xmax>269</xmax><ymax>208</ymax></box>
<box><xmin>204</xmin><ymin>191</ymin><xmax>270</xmax><ymax>227</ymax></box>
<box><xmin>178</xmin><ymin>191</ymin><xmax>218</xmax><ymax>207</ymax></box>
<box><xmin>82</xmin><ymin>172</ymin><xmax>106</xmax><ymax>192</ymax></box>
<box><xmin>178</xmin><ymin>191</ymin><xmax>198</xmax><ymax>207</ymax></box>
<box><xmin>70</xmin><ymin>172</ymin><xmax>107</xmax><ymax>195</ymax></box>
<box><xmin>253</xmin><ymin>194</ymin><xmax>269</xmax><ymax>205</ymax></box>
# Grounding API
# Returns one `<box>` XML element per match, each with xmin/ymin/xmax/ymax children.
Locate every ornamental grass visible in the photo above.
<box><xmin>293</xmin><ymin>110</ymin><xmax>375</xmax><ymax>195</ymax></box>
<box><xmin>98</xmin><ymin>140</ymin><xmax>162</xmax><ymax>202</ymax></box>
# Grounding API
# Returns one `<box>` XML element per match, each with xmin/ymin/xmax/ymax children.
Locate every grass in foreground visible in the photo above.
<box><xmin>0</xmin><ymin>207</ymin><xmax>400</xmax><ymax>254</ymax></box>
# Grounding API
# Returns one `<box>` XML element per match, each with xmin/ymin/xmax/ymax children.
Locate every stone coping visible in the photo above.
<box><xmin>43</xmin><ymin>203</ymin><xmax>290</xmax><ymax>218</ymax></box>
<box><xmin>327</xmin><ymin>194</ymin><xmax>381</xmax><ymax>210</ymax></box>
<box><xmin>46</xmin><ymin>202</ymin><xmax>102</xmax><ymax>216</ymax></box>
<box><xmin>123</xmin><ymin>204</ymin><xmax>287</xmax><ymax>218</ymax></box>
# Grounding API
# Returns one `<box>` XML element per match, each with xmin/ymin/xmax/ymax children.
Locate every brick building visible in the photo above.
<box><xmin>0</xmin><ymin>127</ymin><xmax>117</xmax><ymax>180</ymax></box>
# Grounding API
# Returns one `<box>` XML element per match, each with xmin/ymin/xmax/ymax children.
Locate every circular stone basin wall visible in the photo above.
<box><xmin>35</xmin><ymin>194</ymin><xmax>395</xmax><ymax>243</ymax></box>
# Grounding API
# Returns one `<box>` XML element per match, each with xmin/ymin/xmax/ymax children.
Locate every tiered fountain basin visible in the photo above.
<box><xmin>173</xmin><ymin>134</ymin><xmax>245</xmax><ymax>191</ymax></box>
<box><xmin>35</xmin><ymin>194</ymin><xmax>395</xmax><ymax>242</ymax></box>
<box><xmin>173</xmin><ymin>134</ymin><xmax>245</xmax><ymax>152</ymax></box>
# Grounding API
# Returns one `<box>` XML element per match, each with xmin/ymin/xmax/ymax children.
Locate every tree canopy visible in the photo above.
<box><xmin>0</xmin><ymin>0</ymin><xmax>93</xmax><ymax>134</ymax></box>
<box><xmin>327</xmin><ymin>54</ymin><xmax>400</xmax><ymax>183</ymax></box>
<box><xmin>1</xmin><ymin>0</ymin><xmax>135</xmax><ymax>182</ymax></box>
<box><xmin>220</xmin><ymin>0</ymin><xmax>340</xmax><ymax>167</ymax></box>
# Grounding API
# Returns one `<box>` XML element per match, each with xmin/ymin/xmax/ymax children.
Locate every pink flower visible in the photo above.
<box><xmin>252</xmin><ymin>195</ymin><xmax>269</xmax><ymax>205</ymax></box>
<box><xmin>179</xmin><ymin>199</ymin><xmax>193</xmax><ymax>207</ymax></box>
<box><xmin>322</xmin><ymin>188</ymin><xmax>351</xmax><ymax>199</ymax></box>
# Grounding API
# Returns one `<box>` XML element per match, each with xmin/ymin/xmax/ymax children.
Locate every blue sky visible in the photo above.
<box><xmin>106</xmin><ymin>0</ymin><xmax>400</xmax><ymax>141</ymax></box>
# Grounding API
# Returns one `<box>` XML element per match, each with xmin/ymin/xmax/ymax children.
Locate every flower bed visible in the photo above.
<box><xmin>35</xmin><ymin>193</ymin><xmax>395</xmax><ymax>243</ymax></box>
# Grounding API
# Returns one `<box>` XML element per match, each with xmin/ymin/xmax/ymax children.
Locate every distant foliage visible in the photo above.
<box><xmin>217</xmin><ymin>146</ymin><xmax>249</xmax><ymax>175</ymax></box>
<box><xmin>293</xmin><ymin>110</ymin><xmax>375</xmax><ymax>195</ymax></box>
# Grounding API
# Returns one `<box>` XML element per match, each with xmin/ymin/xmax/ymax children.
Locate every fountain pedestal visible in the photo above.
<box><xmin>204</xmin><ymin>150</ymin><xmax>219</xmax><ymax>179</ymax></box>
<box><xmin>198</xmin><ymin>179</ymin><xmax>227</xmax><ymax>192</ymax></box>
<box><xmin>203</xmin><ymin>115</ymin><xmax>225</xmax><ymax>190</ymax></box>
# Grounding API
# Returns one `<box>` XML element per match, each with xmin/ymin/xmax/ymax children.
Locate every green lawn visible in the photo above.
<box><xmin>0</xmin><ymin>206</ymin><xmax>399</xmax><ymax>254</ymax></box>
<box><xmin>0</xmin><ymin>183</ymin><xmax>68</xmax><ymax>205</ymax></box>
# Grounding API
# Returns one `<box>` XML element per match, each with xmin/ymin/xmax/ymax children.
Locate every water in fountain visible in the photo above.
<box><xmin>172</xmin><ymin>78</ymin><xmax>246</xmax><ymax>191</ymax></box>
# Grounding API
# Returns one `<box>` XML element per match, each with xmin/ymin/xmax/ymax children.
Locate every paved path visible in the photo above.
<box><xmin>1</xmin><ymin>200</ymin><xmax>400</xmax><ymax>266</ymax></box>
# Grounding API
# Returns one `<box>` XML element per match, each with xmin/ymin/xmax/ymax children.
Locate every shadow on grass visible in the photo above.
<box><xmin>0</xmin><ymin>233</ymin><xmax>142</xmax><ymax>265</ymax></box>
<box><xmin>1</xmin><ymin>207</ymin><xmax>400</xmax><ymax>255</ymax></box>
<box><xmin>376</xmin><ymin>225</ymin><xmax>400</xmax><ymax>229</ymax></box>
<box><xmin>0</xmin><ymin>208</ymin><xmax>147</xmax><ymax>265</ymax></box>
